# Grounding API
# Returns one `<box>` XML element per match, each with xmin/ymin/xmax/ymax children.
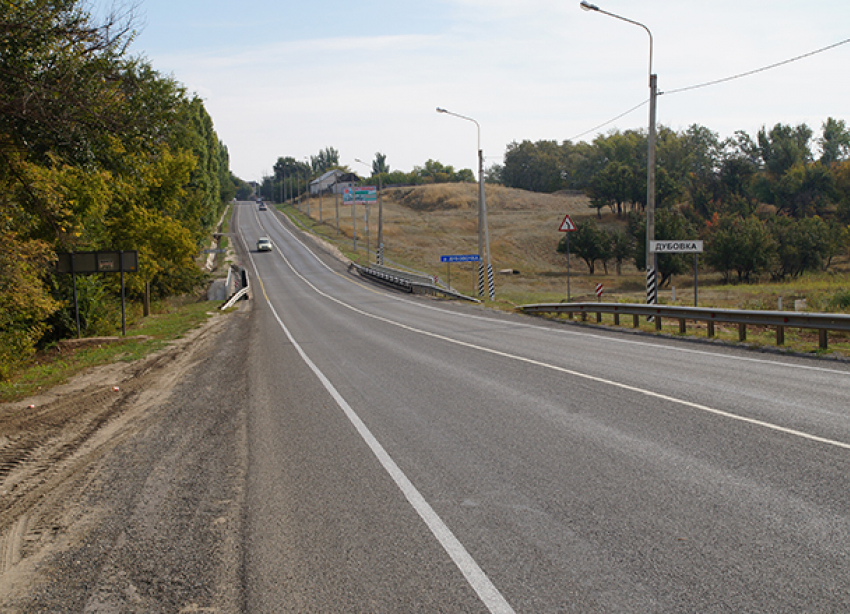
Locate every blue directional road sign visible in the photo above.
<box><xmin>441</xmin><ymin>254</ymin><xmax>481</xmax><ymax>263</ymax></box>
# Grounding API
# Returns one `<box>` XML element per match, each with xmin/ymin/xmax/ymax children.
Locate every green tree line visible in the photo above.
<box><xmin>501</xmin><ymin>121</ymin><xmax>850</xmax><ymax>285</ymax></box>
<box><xmin>0</xmin><ymin>0</ymin><xmax>239</xmax><ymax>376</ymax></box>
<box><xmin>260</xmin><ymin>151</ymin><xmax>475</xmax><ymax>200</ymax></box>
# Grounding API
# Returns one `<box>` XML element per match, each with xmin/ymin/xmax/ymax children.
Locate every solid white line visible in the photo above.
<box><xmin>241</xmin><ymin>215</ymin><xmax>517</xmax><ymax>614</ymax></box>
<box><xmin>267</xmin><ymin>208</ymin><xmax>850</xmax><ymax>378</ymax></box>
<box><xmin>259</xmin><ymin>208</ymin><xmax>850</xmax><ymax>452</ymax></box>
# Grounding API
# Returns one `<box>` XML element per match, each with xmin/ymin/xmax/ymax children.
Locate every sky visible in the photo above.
<box><xmin>120</xmin><ymin>0</ymin><xmax>850</xmax><ymax>182</ymax></box>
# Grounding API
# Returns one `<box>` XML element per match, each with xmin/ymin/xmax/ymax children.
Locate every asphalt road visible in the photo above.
<box><xmin>238</xmin><ymin>201</ymin><xmax>850</xmax><ymax>613</ymax></box>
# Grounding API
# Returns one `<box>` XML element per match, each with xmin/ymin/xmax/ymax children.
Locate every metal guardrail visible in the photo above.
<box><xmin>221</xmin><ymin>265</ymin><xmax>249</xmax><ymax>310</ymax></box>
<box><xmin>368</xmin><ymin>264</ymin><xmax>435</xmax><ymax>287</ymax></box>
<box><xmin>517</xmin><ymin>302</ymin><xmax>850</xmax><ymax>351</ymax></box>
<box><xmin>352</xmin><ymin>263</ymin><xmax>480</xmax><ymax>302</ymax></box>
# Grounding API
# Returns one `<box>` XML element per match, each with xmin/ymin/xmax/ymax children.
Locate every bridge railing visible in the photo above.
<box><xmin>517</xmin><ymin>302</ymin><xmax>850</xmax><ymax>351</ymax></box>
<box><xmin>352</xmin><ymin>263</ymin><xmax>479</xmax><ymax>302</ymax></box>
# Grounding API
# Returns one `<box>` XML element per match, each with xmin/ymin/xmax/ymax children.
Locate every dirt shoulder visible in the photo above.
<box><xmin>0</xmin><ymin>304</ymin><xmax>248</xmax><ymax>611</ymax></box>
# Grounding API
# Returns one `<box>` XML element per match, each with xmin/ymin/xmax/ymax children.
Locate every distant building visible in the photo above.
<box><xmin>310</xmin><ymin>170</ymin><xmax>360</xmax><ymax>195</ymax></box>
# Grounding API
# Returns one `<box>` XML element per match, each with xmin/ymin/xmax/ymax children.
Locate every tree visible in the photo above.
<box><xmin>311</xmin><ymin>147</ymin><xmax>340</xmax><ymax>174</ymax></box>
<box><xmin>609</xmin><ymin>230</ymin><xmax>633</xmax><ymax>275</ymax></box>
<box><xmin>502</xmin><ymin>140</ymin><xmax>565</xmax><ymax>192</ymax></box>
<box><xmin>717</xmin><ymin>156</ymin><xmax>759</xmax><ymax>217</ymax></box>
<box><xmin>630</xmin><ymin>209</ymin><xmax>697</xmax><ymax>287</ymax></box>
<box><xmin>0</xmin><ymin>224</ymin><xmax>61</xmax><ymax>377</ymax></box>
<box><xmin>0</xmin><ymin>0</ymin><xmax>233</xmax><ymax>370</ymax></box>
<box><xmin>233</xmin><ymin>174</ymin><xmax>253</xmax><ymax>200</ymax></box>
<box><xmin>273</xmin><ymin>156</ymin><xmax>311</xmax><ymax>198</ymax></box>
<box><xmin>819</xmin><ymin>117</ymin><xmax>850</xmax><ymax>166</ymax></box>
<box><xmin>0</xmin><ymin>0</ymin><xmax>136</xmax><ymax>165</ymax></box>
<box><xmin>776</xmin><ymin>162</ymin><xmax>836</xmax><ymax>218</ymax></box>
<box><xmin>768</xmin><ymin>215</ymin><xmax>833</xmax><ymax>279</ymax></box>
<box><xmin>485</xmin><ymin>163</ymin><xmax>503</xmax><ymax>185</ymax></box>
<box><xmin>372</xmin><ymin>152</ymin><xmax>390</xmax><ymax>175</ymax></box>
<box><xmin>756</xmin><ymin>123</ymin><xmax>814</xmax><ymax>177</ymax></box>
<box><xmin>557</xmin><ymin>220</ymin><xmax>611</xmax><ymax>275</ymax></box>
<box><xmin>834</xmin><ymin>160</ymin><xmax>850</xmax><ymax>224</ymax></box>
<box><xmin>704</xmin><ymin>215</ymin><xmax>776</xmax><ymax>283</ymax></box>
<box><xmin>411</xmin><ymin>159</ymin><xmax>474</xmax><ymax>184</ymax></box>
<box><xmin>587</xmin><ymin>161</ymin><xmax>633</xmax><ymax>217</ymax></box>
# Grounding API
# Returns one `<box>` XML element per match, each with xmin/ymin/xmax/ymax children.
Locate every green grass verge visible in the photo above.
<box><xmin>0</xmin><ymin>299</ymin><xmax>223</xmax><ymax>403</ymax></box>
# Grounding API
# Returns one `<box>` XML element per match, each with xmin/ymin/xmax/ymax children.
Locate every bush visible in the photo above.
<box><xmin>829</xmin><ymin>289</ymin><xmax>850</xmax><ymax>311</ymax></box>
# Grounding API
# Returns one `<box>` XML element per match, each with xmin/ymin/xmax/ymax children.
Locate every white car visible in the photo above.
<box><xmin>256</xmin><ymin>237</ymin><xmax>273</xmax><ymax>252</ymax></box>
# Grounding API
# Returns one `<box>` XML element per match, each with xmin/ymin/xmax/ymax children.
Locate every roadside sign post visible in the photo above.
<box><xmin>441</xmin><ymin>254</ymin><xmax>480</xmax><ymax>295</ymax></box>
<box><xmin>558</xmin><ymin>215</ymin><xmax>577</xmax><ymax>302</ymax></box>
<box><xmin>56</xmin><ymin>250</ymin><xmax>139</xmax><ymax>337</ymax></box>
<box><xmin>344</xmin><ymin>186</ymin><xmax>378</xmax><ymax>259</ymax></box>
<box><xmin>650</xmin><ymin>240</ymin><xmax>703</xmax><ymax>306</ymax></box>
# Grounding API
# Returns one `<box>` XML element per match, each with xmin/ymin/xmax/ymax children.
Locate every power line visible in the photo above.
<box><xmin>664</xmin><ymin>37</ymin><xmax>850</xmax><ymax>96</ymax></box>
<box><xmin>567</xmin><ymin>99</ymin><xmax>648</xmax><ymax>142</ymax></box>
<box><xmin>568</xmin><ymin>37</ymin><xmax>850</xmax><ymax>142</ymax></box>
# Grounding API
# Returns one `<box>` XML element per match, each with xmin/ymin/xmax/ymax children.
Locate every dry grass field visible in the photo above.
<box><xmin>296</xmin><ymin>183</ymin><xmax>594</xmax><ymax>297</ymax></box>
<box><xmin>287</xmin><ymin>183</ymin><xmax>850</xmax><ymax>355</ymax></box>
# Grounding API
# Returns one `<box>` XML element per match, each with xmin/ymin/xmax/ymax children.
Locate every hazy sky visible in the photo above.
<box><xmin>126</xmin><ymin>0</ymin><xmax>849</xmax><ymax>182</ymax></box>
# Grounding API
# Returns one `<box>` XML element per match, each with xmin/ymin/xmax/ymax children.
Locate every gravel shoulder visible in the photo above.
<box><xmin>0</xmin><ymin>302</ymin><xmax>251</xmax><ymax>613</ymax></box>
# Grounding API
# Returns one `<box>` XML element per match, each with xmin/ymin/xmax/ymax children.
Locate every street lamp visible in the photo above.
<box><xmin>304</xmin><ymin>156</ymin><xmax>311</xmax><ymax>217</ymax></box>
<box><xmin>354</xmin><ymin>157</ymin><xmax>384</xmax><ymax>265</ymax></box>
<box><xmin>435</xmin><ymin>107</ymin><xmax>495</xmax><ymax>300</ymax></box>
<box><xmin>580</xmin><ymin>1</ymin><xmax>658</xmax><ymax>306</ymax></box>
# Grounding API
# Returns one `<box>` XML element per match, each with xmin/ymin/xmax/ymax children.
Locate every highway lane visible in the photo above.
<box><xmin>237</xmin><ymin>201</ymin><xmax>850</xmax><ymax>612</ymax></box>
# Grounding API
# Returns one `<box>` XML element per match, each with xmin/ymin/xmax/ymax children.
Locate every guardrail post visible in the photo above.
<box><xmin>518</xmin><ymin>302</ymin><xmax>850</xmax><ymax>353</ymax></box>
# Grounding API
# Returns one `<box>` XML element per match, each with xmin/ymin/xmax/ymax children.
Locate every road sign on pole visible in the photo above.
<box><xmin>440</xmin><ymin>254</ymin><xmax>481</xmax><ymax>263</ymax></box>
<box><xmin>343</xmin><ymin>186</ymin><xmax>377</xmax><ymax>204</ymax></box>
<box><xmin>649</xmin><ymin>240</ymin><xmax>703</xmax><ymax>306</ymax></box>
<box><xmin>557</xmin><ymin>215</ymin><xmax>577</xmax><ymax>301</ymax></box>
<box><xmin>650</xmin><ymin>240</ymin><xmax>703</xmax><ymax>253</ymax></box>
<box><xmin>440</xmin><ymin>255</ymin><xmax>480</xmax><ymax>295</ymax></box>
<box><xmin>558</xmin><ymin>214</ymin><xmax>577</xmax><ymax>232</ymax></box>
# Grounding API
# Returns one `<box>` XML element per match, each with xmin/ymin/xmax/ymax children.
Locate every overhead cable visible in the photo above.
<box><xmin>569</xmin><ymin>37</ymin><xmax>850</xmax><ymax>141</ymax></box>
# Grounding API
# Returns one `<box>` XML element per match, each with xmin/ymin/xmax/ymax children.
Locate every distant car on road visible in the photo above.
<box><xmin>259</xmin><ymin>202</ymin><xmax>267</xmax><ymax>211</ymax></box>
<box><xmin>256</xmin><ymin>237</ymin><xmax>273</xmax><ymax>252</ymax></box>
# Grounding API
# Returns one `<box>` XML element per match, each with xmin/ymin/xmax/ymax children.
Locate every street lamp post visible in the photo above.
<box><xmin>304</xmin><ymin>157</ymin><xmax>311</xmax><ymax>217</ymax></box>
<box><xmin>436</xmin><ymin>107</ymin><xmax>495</xmax><ymax>300</ymax></box>
<box><xmin>580</xmin><ymin>1</ymin><xmax>657</xmax><ymax>307</ymax></box>
<box><xmin>355</xmin><ymin>157</ymin><xmax>384</xmax><ymax>264</ymax></box>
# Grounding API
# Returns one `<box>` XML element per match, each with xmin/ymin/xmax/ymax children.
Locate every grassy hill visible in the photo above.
<box><xmin>290</xmin><ymin>183</ymin><xmax>850</xmax><ymax>315</ymax></box>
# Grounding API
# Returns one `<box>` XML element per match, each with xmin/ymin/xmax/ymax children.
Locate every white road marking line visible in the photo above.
<box><xmin>269</xmin><ymin>208</ymin><xmax>850</xmax><ymax>378</ymax></box>
<box><xmin>257</xmin><ymin>209</ymin><xmax>850</xmax><ymax>452</ymax></box>
<box><xmin>241</xmin><ymin>219</ymin><xmax>517</xmax><ymax>614</ymax></box>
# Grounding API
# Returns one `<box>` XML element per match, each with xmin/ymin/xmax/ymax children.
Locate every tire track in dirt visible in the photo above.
<box><xmin>0</xmin><ymin>310</ymin><xmax>232</xmax><ymax>578</ymax></box>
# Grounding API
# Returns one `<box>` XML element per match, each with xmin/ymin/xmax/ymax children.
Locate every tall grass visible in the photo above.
<box><xmin>0</xmin><ymin>298</ymin><xmax>221</xmax><ymax>403</ymax></box>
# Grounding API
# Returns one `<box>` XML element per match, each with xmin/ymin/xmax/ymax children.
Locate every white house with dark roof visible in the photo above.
<box><xmin>309</xmin><ymin>170</ymin><xmax>360</xmax><ymax>195</ymax></box>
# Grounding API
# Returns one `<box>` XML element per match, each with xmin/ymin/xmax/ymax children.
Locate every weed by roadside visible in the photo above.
<box><xmin>0</xmin><ymin>298</ymin><xmax>223</xmax><ymax>403</ymax></box>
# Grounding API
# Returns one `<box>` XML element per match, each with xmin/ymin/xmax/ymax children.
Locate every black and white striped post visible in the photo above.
<box><xmin>646</xmin><ymin>267</ymin><xmax>657</xmax><ymax>305</ymax></box>
<box><xmin>650</xmin><ymin>240</ymin><xmax>703</xmax><ymax>307</ymax></box>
